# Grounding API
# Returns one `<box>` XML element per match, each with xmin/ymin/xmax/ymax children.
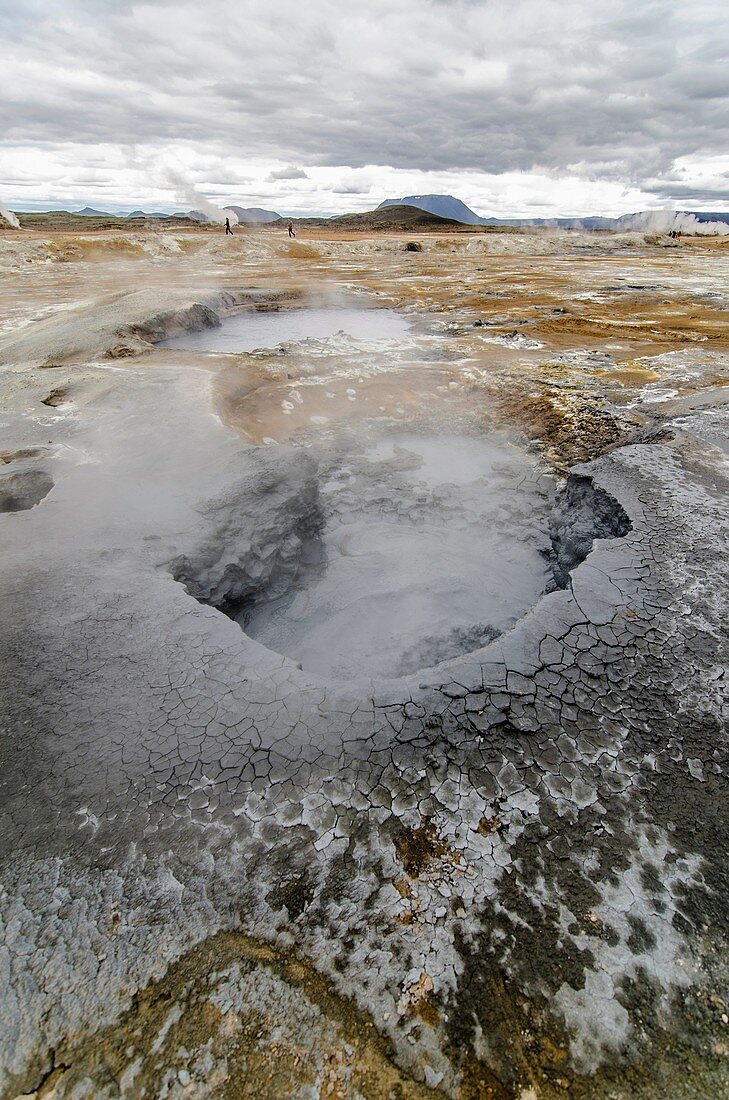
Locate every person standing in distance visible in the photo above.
<box><xmin>287</xmin><ymin>219</ymin><xmax>296</xmax><ymax>238</ymax></box>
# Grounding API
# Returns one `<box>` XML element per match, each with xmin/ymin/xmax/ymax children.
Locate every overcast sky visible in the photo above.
<box><xmin>1</xmin><ymin>0</ymin><xmax>727</xmax><ymax>217</ymax></box>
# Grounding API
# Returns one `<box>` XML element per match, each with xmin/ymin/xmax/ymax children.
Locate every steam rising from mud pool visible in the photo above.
<box><xmin>165</xmin><ymin>305</ymin><xmax>572</xmax><ymax>681</ymax></box>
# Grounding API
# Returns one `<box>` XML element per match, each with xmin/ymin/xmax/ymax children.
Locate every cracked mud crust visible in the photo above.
<box><xmin>0</xmin><ymin>225</ymin><xmax>728</xmax><ymax>1099</ymax></box>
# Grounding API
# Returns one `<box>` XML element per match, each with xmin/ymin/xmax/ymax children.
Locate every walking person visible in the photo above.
<box><xmin>225</xmin><ymin>216</ymin><xmax>233</xmax><ymax>236</ymax></box>
<box><xmin>287</xmin><ymin>219</ymin><xmax>295</xmax><ymax>238</ymax></box>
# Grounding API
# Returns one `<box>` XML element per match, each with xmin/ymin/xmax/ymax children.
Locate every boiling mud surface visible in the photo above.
<box><xmin>243</xmin><ymin>434</ymin><xmax>555</xmax><ymax>681</ymax></box>
<box><xmin>164</xmin><ymin>307</ymin><xmax>412</xmax><ymax>352</ymax></box>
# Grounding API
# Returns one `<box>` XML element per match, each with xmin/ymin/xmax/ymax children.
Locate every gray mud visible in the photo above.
<box><xmin>236</xmin><ymin>433</ymin><xmax>554</xmax><ymax>680</ymax></box>
<box><xmin>162</xmin><ymin>306</ymin><xmax>412</xmax><ymax>352</ymax></box>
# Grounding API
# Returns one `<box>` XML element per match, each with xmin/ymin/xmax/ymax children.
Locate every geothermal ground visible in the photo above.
<box><xmin>0</xmin><ymin>222</ymin><xmax>727</xmax><ymax>1099</ymax></box>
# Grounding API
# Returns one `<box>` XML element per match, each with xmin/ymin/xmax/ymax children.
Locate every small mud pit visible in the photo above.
<box><xmin>240</xmin><ymin>433</ymin><xmax>557</xmax><ymax>681</ymax></box>
<box><xmin>41</xmin><ymin>387</ymin><xmax>68</xmax><ymax>407</ymax></box>
<box><xmin>0</xmin><ymin>469</ymin><xmax>54</xmax><ymax>512</ymax></box>
<box><xmin>163</xmin><ymin>307</ymin><xmax>412</xmax><ymax>353</ymax></box>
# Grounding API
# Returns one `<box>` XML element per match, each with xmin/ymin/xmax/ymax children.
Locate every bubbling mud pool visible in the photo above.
<box><xmin>163</xmin><ymin>306</ymin><xmax>412</xmax><ymax>352</ymax></box>
<box><xmin>165</xmin><ymin>305</ymin><xmax>628</xmax><ymax>681</ymax></box>
<box><xmin>239</xmin><ymin>433</ymin><xmax>557</xmax><ymax>681</ymax></box>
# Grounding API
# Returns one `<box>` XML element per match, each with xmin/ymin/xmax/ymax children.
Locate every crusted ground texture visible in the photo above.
<box><xmin>0</xmin><ymin>224</ymin><xmax>728</xmax><ymax>1098</ymax></box>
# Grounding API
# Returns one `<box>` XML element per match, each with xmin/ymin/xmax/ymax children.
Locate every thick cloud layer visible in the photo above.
<box><xmin>1</xmin><ymin>0</ymin><xmax>727</xmax><ymax>215</ymax></box>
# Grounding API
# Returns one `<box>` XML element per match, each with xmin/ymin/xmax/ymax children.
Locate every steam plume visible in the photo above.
<box><xmin>626</xmin><ymin>209</ymin><xmax>729</xmax><ymax>236</ymax></box>
<box><xmin>162</xmin><ymin>169</ymin><xmax>237</xmax><ymax>225</ymax></box>
<box><xmin>0</xmin><ymin>202</ymin><xmax>20</xmax><ymax>229</ymax></box>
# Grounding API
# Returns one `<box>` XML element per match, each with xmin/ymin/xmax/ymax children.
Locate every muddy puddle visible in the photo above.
<box><xmin>163</xmin><ymin>306</ymin><xmax>412</xmax><ymax>352</ymax></box>
<box><xmin>240</xmin><ymin>432</ymin><xmax>555</xmax><ymax>681</ymax></box>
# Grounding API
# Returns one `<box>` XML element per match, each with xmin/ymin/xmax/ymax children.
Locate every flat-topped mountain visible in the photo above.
<box><xmin>378</xmin><ymin>194</ymin><xmax>486</xmax><ymax>225</ymax></box>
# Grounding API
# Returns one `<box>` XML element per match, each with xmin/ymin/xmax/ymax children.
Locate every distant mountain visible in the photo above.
<box><xmin>226</xmin><ymin>206</ymin><xmax>281</xmax><ymax>223</ymax></box>
<box><xmin>179</xmin><ymin>209</ymin><xmax>209</xmax><ymax>222</ymax></box>
<box><xmin>378</xmin><ymin>194</ymin><xmax>486</xmax><ymax>225</ymax></box>
<box><xmin>75</xmin><ymin>205</ymin><xmax>217</xmax><ymax>221</ymax></box>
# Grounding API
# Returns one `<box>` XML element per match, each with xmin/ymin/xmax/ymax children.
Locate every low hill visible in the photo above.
<box><xmin>324</xmin><ymin>205</ymin><xmax>464</xmax><ymax>231</ymax></box>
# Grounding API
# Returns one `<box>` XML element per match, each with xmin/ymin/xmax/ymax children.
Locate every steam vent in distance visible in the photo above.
<box><xmin>1</xmin><ymin>1</ymin><xmax>729</xmax><ymax>1098</ymax></box>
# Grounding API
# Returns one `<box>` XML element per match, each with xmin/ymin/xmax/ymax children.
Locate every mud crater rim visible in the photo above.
<box><xmin>170</xmin><ymin>432</ymin><xmax>631</xmax><ymax>685</ymax></box>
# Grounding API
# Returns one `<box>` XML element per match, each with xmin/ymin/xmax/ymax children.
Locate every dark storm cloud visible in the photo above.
<box><xmin>645</xmin><ymin>183</ymin><xmax>729</xmax><ymax>203</ymax></box>
<box><xmin>0</xmin><ymin>0</ymin><xmax>727</xmax><ymax>194</ymax></box>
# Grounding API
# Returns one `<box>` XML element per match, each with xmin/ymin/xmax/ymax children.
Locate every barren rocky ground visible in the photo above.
<box><xmin>0</xmin><ymin>224</ymin><xmax>727</xmax><ymax>1099</ymax></box>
